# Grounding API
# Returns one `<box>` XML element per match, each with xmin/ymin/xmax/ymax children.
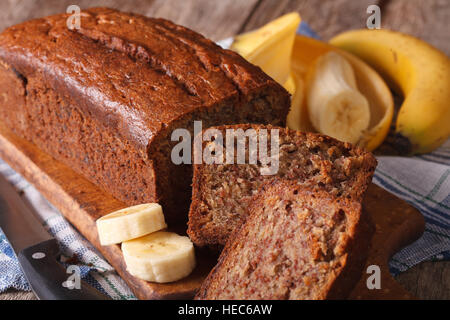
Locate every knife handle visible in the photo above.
<box><xmin>18</xmin><ymin>239</ymin><xmax>111</xmax><ymax>300</ymax></box>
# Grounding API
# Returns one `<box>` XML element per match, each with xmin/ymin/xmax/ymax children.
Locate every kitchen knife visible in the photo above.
<box><xmin>0</xmin><ymin>174</ymin><xmax>110</xmax><ymax>300</ymax></box>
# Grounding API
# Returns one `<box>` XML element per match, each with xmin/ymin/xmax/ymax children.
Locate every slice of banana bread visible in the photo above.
<box><xmin>188</xmin><ymin>124</ymin><xmax>376</xmax><ymax>246</ymax></box>
<box><xmin>195</xmin><ymin>180</ymin><xmax>373</xmax><ymax>300</ymax></box>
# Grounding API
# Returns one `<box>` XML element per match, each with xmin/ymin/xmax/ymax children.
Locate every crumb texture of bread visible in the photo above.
<box><xmin>0</xmin><ymin>8</ymin><xmax>290</xmax><ymax>223</ymax></box>
<box><xmin>188</xmin><ymin>124</ymin><xmax>377</xmax><ymax>246</ymax></box>
<box><xmin>195</xmin><ymin>180</ymin><xmax>373</xmax><ymax>300</ymax></box>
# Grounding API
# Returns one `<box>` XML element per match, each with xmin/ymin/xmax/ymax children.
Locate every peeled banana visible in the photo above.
<box><xmin>306</xmin><ymin>51</ymin><xmax>371</xmax><ymax>144</ymax></box>
<box><xmin>96</xmin><ymin>203</ymin><xmax>167</xmax><ymax>246</ymax></box>
<box><xmin>290</xmin><ymin>35</ymin><xmax>393</xmax><ymax>151</ymax></box>
<box><xmin>122</xmin><ymin>231</ymin><xmax>196</xmax><ymax>283</ymax></box>
<box><xmin>331</xmin><ymin>29</ymin><xmax>450</xmax><ymax>154</ymax></box>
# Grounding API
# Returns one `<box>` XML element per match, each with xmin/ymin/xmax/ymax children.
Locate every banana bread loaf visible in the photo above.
<box><xmin>195</xmin><ymin>180</ymin><xmax>374</xmax><ymax>300</ymax></box>
<box><xmin>188</xmin><ymin>124</ymin><xmax>376</xmax><ymax>246</ymax></box>
<box><xmin>0</xmin><ymin>8</ymin><xmax>290</xmax><ymax>223</ymax></box>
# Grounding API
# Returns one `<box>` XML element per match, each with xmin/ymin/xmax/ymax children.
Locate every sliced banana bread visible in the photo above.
<box><xmin>195</xmin><ymin>180</ymin><xmax>373</xmax><ymax>300</ymax></box>
<box><xmin>188</xmin><ymin>124</ymin><xmax>377</xmax><ymax>246</ymax></box>
<box><xmin>0</xmin><ymin>8</ymin><xmax>290</xmax><ymax>224</ymax></box>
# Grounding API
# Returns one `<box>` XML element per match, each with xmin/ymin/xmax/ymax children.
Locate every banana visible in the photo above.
<box><xmin>230</xmin><ymin>15</ymin><xmax>395</xmax><ymax>151</ymax></box>
<box><xmin>122</xmin><ymin>231</ymin><xmax>196</xmax><ymax>283</ymax></box>
<box><xmin>231</xmin><ymin>12</ymin><xmax>301</xmax><ymax>85</ymax></box>
<box><xmin>306</xmin><ymin>51</ymin><xmax>371</xmax><ymax>144</ymax></box>
<box><xmin>291</xmin><ymin>35</ymin><xmax>394</xmax><ymax>151</ymax></box>
<box><xmin>96</xmin><ymin>203</ymin><xmax>167</xmax><ymax>246</ymax></box>
<box><xmin>330</xmin><ymin>29</ymin><xmax>450</xmax><ymax>154</ymax></box>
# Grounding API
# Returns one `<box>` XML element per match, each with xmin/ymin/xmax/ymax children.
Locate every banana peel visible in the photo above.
<box><xmin>291</xmin><ymin>35</ymin><xmax>394</xmax><ymax>151</ymax></box>
<box><xmin>330</xmin><ymin>30</ymin><xmax>450</xmax><ymax>154</ymax></box>
<box><xmin>231</xmin><ymin>12</ymin><xmax>301</xmax><ymax>85</ymax></box>
<box><xmin>286</xmin><ymin>72</ymin><xmax>307</xmax><ymax>131</ymax></box>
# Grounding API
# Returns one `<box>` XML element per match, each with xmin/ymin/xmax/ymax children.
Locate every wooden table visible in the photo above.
<box><xmin>0</xmin><ymin>0</ymin><xmax>448</xmax><ymax>300</ymax></box>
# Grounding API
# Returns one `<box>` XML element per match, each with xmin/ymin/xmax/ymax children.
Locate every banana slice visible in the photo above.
<box><xmin>122</xmin><ymin>231</ymin><xmax>196</xmax><ymax>283</ymax></box>
<box><xmin>306</xmin><ymin>51</ymin><xmax>370</xmax><ymax>144</ymax></box>
<box><xmin>96</xmin><ymin>203</ymin><xmax>167</xmax><ymax>246</ymax></box>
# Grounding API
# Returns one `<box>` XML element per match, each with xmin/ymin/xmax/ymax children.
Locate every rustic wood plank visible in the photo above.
<box><xmin>380</xmin><ymin>0</ymin><xmax>450</xmax><ymax>54</ymax></box>
<box><xmin>240</xmin><ymin>0</ymin><xmax>379</xmax><ymax>40</ymax></box>
<box><xmin>0</xmin><ymin>0</ymin><xmax>154</xmax><ymax>32</ymax></box>
<box><xmin>140</xmin><ymin>0</ymin><xmax>260</xmax><ymax>41</ymax></box>
<box><xmin>0</xmin><ymin>0</ymin><xmax>259</xmax><ymax>41</ymax></box>
<box><xmin>349</xmin><ymin>184</ymin><xmax>425</xmax><ymax>300</ymax></box>
<box><xmin>396</xmin><ymin>261</ymin><xmax>450</xmax><ymax>300</ymax></box>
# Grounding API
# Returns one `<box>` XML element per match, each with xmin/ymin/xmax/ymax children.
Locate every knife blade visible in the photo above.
<box><xmin>0</xmin><ymin>173</ymin><xmax>110</xmax><ymax>300</ymax></box>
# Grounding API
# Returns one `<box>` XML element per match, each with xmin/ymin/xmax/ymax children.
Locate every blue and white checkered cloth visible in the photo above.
<box><xmin>1</xmin><ymin>22</ymin><xmax>449</xmax><ymax>298</ymax></box>
<box><xmin>376</xmin><ymin>140</ymin><xmax>450</xmax><ymax>275</ymax></box>
<box><xmin>0</xmin><ymin>162</ymin><xmax>136</xmax><ymax>299</ymax></box>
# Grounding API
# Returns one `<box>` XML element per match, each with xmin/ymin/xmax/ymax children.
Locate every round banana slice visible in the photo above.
<box><xmin>96</xmin><ymin>203</ymin><xmax>167</xmax><ymax>246</ymax></box>
<box><xmin>122</xmin><ymin>231</ymin><xmax>196</xmax><ymax>283</ymax></box>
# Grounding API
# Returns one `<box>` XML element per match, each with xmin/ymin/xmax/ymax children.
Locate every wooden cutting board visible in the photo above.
<box><xmin>0</xmin><ymin>121</ymin><xmax>425</xmax><ymax>300</ymax></box>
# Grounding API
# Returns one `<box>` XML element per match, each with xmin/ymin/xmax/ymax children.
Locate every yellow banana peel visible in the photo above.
<box><xmin>231</xmin><ymin>12</ymin><xmax>301</xmax><ymax>85</ymax></box>
<box><xmin>286</xmin><ymin>72</ymin><xmax>308</xmax><ymax>131</ymax></box>
<box><xmin>330</xmin><ymin>29</ymin><xmax>450</xmax><ymax>154</ymax></box>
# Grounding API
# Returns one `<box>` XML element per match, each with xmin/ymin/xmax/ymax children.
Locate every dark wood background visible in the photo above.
<box><xmin>0</xmin><ymin>0</ymin><xmax>448</xmax><ymax>300</ymax></box>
